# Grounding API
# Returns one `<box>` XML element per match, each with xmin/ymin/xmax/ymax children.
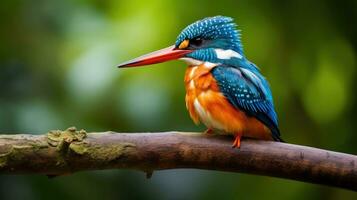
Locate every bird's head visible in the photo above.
<box><xmin>118</xmin><ymin>16</ymin><xmax>244</xmax><ymax>68</ymax></box>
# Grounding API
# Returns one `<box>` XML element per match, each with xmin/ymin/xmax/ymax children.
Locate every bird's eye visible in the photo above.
<box><xmin>178</xmin><ymin>38</ymin><xmax>204</xmax><ymax>50</ymax></box>
<box><xmin>190</xmin><ymin>38</ymin><xmax>203</xmax><ymax>47</ymax></box>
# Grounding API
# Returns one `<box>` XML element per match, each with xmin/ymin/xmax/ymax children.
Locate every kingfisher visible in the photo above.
<box><xmin>118</xmin><ymin>16</ymin><xmax>283</xmax><ymax>148</ymax></box>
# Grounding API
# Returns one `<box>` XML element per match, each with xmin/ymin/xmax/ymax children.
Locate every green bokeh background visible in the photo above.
<box><xmin>1</xmin><ymin>0</ymin><xmax>357</xmax><ymax>199</ymax></box>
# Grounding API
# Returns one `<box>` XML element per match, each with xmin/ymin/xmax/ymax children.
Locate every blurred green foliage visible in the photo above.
<box><xmin>1</xmin><ymin>0</ymin><xmax>357</xmax><ymax>199</ymax></box>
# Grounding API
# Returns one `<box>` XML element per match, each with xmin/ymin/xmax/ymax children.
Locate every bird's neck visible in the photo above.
<box><xmin>184</xmin><ymin>62</ymin><xmax>217</xmax><ymax>83</ymax></box>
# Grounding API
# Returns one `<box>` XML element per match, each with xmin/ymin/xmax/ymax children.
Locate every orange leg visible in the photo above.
<box><xmin>232</xmin><ymin>134</ymin><xmax>242</xmax><ymax>148</ymax></box>
<box><xmin>204</xmin><ymin>128</ymin><xmax>213</xmax><ymax>134</ymax></box>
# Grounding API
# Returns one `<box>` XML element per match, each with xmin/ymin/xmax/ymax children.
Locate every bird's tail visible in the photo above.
<box><xmin>272</xmin><ymin>128</ymin><xmax>285</xmax><ymax>143</ymax></box>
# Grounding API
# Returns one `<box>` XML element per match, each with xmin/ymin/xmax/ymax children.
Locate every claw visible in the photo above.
<box><xmin>204</xmin><ymin>128</ymin><xmax>213</xmax><ymax>134</ymax></box>
<box><xmin>232</xmin><ymin>135</ymin><xmax>241</xmax><ymax>148</ymax></box>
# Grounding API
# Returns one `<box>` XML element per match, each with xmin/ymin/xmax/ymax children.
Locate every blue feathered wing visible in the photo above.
<box><xmin>211</xmin><ymin>64</ymin><xmax>283</xmax><ymax>141</ymax></box>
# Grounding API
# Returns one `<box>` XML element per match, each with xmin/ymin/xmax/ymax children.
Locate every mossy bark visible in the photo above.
<box><xmin>0</xmin><ymin>129</ymin><xmax>356</xmax><ymax>191</ymax></box>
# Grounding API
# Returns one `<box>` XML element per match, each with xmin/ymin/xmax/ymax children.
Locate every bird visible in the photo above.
<box><xmin>118</xmin><ymin>16</ymin><xmax>283</xmax><ymax>148</ymax></box>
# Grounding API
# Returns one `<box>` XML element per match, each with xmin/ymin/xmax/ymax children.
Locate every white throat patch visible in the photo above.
<box><xmin>214</xmin><ymin>49</ymin><xmax>242</xmax><ymax>60</ymax></box>
<box><xmin>179</xmin><ymin>58</ymin><xmax>203</xmax><ymax>66</ymax></box>
<box><xmin>180</xmin><ymin>58</ymin><xmax>218</xmax><ymax>69</ymax></box>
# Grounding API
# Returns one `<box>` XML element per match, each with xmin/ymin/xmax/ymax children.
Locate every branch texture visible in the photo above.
<box><xmin>0</xmin><ymin>128</ymin><xmax>356</xmax><ymax>191</ymax></box>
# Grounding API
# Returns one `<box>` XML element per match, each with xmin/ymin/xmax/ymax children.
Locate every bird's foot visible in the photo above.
<box><xmin>232</xmin><ymin>135</ymin><xmax>241</xmax><ymax>148</ymax></box>
<box><xmin>204</xmin><ymin>128</ymin><xmax>213</xmax><ymax>135</ymax></box>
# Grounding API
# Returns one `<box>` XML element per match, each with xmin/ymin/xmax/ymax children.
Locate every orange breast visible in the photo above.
<box><xmin>184</xmin><ymin>63</ymin><xmax>272</xmax><ymax>140</ymax></box>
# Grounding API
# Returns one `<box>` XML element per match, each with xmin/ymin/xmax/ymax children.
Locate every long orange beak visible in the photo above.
<box><xmin>117</xmin><ymin>45</ymin><xmax>193</xmax><ymax>68</ymax></box>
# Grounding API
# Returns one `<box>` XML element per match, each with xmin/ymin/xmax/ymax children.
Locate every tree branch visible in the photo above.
<box><xmin>0</xmin><ymin>127</ymin><xmax>356</xmax><ymax>191</ymax></box>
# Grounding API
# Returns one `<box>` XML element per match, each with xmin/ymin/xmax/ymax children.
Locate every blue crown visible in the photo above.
<box><xmin>175</xmin><ymin>16</ymin><xmax>243</xmax><ymax>55</ymax></box>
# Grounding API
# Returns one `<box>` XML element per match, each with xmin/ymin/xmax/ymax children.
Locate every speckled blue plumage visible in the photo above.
<box><xmin>212</xmin><ymin>64</ymin><xmax>282</xmax><ymax>141</ymax></box>
<box><xmin>177</xmin><ymin>16</ymin><xmax>282</xmax><ymax>141</ymax></box>
<box><xmin>176</xmin><ymin>16</ymin><xmax>244</xmax><ymax>55</ymax></box>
